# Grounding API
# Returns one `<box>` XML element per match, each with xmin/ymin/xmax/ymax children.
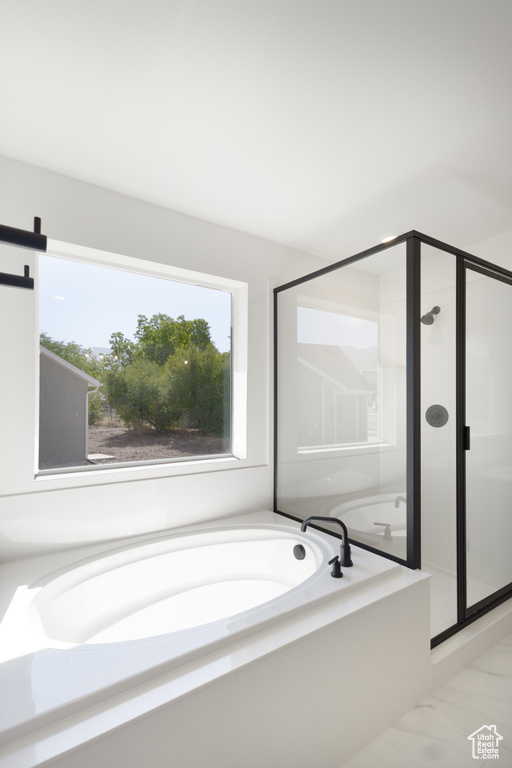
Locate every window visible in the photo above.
<box><xmin>38</xmin><ymin>253</ymin><xmax>235</xmax><ymax>472</ymax></box>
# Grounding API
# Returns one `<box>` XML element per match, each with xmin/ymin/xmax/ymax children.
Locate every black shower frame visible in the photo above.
<box><xmin>274</xmin><ymin>229</ymin><xmax>512</xmax><ymax>646</ymax></box>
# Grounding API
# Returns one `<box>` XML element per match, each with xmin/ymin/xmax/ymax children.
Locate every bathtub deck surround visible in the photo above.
<box><xmin>0</xmin><ymin>510</ymin><xmax>430</xmax><ymax>768</ymax></box>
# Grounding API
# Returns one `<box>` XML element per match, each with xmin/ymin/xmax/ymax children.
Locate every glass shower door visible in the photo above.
<box><xmin>465</xmin><ymin>264</ymin><xmax>512</xmax><ymax>614</ymax></box>
<box><xmin>275</xmin><ymin>242</ymin><xmax>412</xmax><ymax>565</ymax></box>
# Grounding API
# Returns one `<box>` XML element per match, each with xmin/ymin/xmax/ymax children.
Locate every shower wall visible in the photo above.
<box><xmin>420</xmin><ymin>247</ymin><xmax>458</xmax><ymax>633</ymax></box>
<box><xmin>420</xmin><ymin>250</ymin><xmax>458</xmax><ymax>568</ymax></box>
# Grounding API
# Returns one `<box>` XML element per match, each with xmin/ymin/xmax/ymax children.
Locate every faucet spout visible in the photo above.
<box><xmin>301</xmin><ymin>516</ymin><xmax>353</xmax><ymax>567</ymax></box>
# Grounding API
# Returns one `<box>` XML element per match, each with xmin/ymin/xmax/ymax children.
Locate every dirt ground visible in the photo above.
<box><xmin>87</xmin><ymin>425</ymin><xmax>226</xmax><ymax>464</ymax></box>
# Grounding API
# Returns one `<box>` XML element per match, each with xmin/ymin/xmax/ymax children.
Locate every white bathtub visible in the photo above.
<box><xmin>29</xmin><ymin>527</ymin><xmax>325</xmax><ymax>646</ymax></box>
<box><xmin>0</xmin><ymin>511</ymin><xmax>430</xmax><ymax>768</ymax></box>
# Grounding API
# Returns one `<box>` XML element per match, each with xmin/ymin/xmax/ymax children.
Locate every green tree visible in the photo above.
<box><xmin>104</xmin><ymin>358</ymin><xmax>178</xmax><ymax>431</ymax></box>
<box><xmin>133</xmin><ymin>314</ymin><xmax>212</xmax><ymax>365</ymax></box>
<box><xmin>107</xmin><ymin>331</ymin><xmax>137</xmax><ymax>367</ymax></box>
<box><xmin>163</xmin><ymin>345</ymin><xmax>230</xmax><ymax>434</ymax></box>
<box><xmin>104</xmin><ymin>314</ymin><xmax>229</xmax><ymax>435</ymax></box>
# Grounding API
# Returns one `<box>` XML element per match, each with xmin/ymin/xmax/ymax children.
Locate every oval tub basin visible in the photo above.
<box><xmin>29</xmin><ymin>527</ymin><xmax>324</xmax><ymax>645</ymax></box>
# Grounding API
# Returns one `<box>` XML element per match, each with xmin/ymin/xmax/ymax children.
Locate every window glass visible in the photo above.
<box><xmin>38</xmin><ymin>255</ymin><xmax>232</xmax><ymax>471</ymax></box>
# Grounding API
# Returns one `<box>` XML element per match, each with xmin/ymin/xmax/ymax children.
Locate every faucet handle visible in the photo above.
<box><xmin>328</xmin><ymin>556</ymin><xmax>343</xmax><ymax>579</ymax></box>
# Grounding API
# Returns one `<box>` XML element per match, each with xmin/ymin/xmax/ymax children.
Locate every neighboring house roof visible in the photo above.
<box><xmin>40</xmin><ymin>345</ymin><xmax>102</xmax><ymax>388</ymax></box>
<box><xmin>297</xmin><ymin>343</ymin><xmax>374</xmax><ymax>393</ymax></box>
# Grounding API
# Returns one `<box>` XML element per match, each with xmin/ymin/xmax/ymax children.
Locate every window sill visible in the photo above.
<box><xmin>33</xmin><ymin>453</ymin><xmax>258</xmax><ymax>489</ymax></box>
<box><xmin>296</xmin><ymin>442</ymin><xmax>401</xmax><ymax>458</ymax></box>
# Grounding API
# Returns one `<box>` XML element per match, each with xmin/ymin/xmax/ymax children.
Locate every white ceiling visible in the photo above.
<box><xmin>2</xmin><ymin>0</ymin><xmax>512</xmax><ymax>260</ymax></box>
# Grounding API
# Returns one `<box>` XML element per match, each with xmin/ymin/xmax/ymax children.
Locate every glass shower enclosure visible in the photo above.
<box><xmin>274</xmin><ymin>231</ymin><xmax>512</xmax><ymax>645</ymax></box>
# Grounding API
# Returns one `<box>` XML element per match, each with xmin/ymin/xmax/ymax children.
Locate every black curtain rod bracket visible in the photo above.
<box><xmin>0</xmin><ymin>216</ymin><xmax>46</xmax><ymax>290</ymax></box>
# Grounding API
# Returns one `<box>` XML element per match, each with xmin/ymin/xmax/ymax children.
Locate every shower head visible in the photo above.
<box><xmin>420</xmin><ymin>306</ymin><xmax>441</xmax><ymax>325</ymax></box>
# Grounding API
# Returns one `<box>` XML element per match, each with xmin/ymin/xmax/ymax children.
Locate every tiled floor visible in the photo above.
<box><xmin>339</xmin><ymin>630</ymin><xmax>512</xmax><ymax>767</ymax></box>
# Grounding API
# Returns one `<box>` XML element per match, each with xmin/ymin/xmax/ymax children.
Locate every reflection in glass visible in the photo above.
<box><xmin>296</xmin><ymin>308</ymin><xmax>378</xmax><ymax>448</ymax></box>
<box><xmin>276</xmin><ymin>244</ymin><xmax>408</xmax><ymax>562</ymax></box>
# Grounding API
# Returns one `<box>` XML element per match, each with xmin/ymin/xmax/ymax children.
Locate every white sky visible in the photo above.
<box><xmin>39</xmin><ymin>255</ymin><xmax>232</xmax><ymax>354</ymax></box>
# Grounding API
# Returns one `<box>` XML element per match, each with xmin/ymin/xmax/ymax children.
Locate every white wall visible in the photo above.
<box><xmin>469</xmin><ymin>229</ymin><xmax>512</xmax><ymax>270</ymax></box>
<box><xmin>0</xmin><ymin>155</ymin><xmax>329</xmax><ymax>561</ymax></box>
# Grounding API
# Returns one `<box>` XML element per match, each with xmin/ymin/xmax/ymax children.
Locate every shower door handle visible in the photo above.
<box><xmin>463</xmin><ymin>426</ymin><xmax>471</xmax><ymax>451</ymax></box>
